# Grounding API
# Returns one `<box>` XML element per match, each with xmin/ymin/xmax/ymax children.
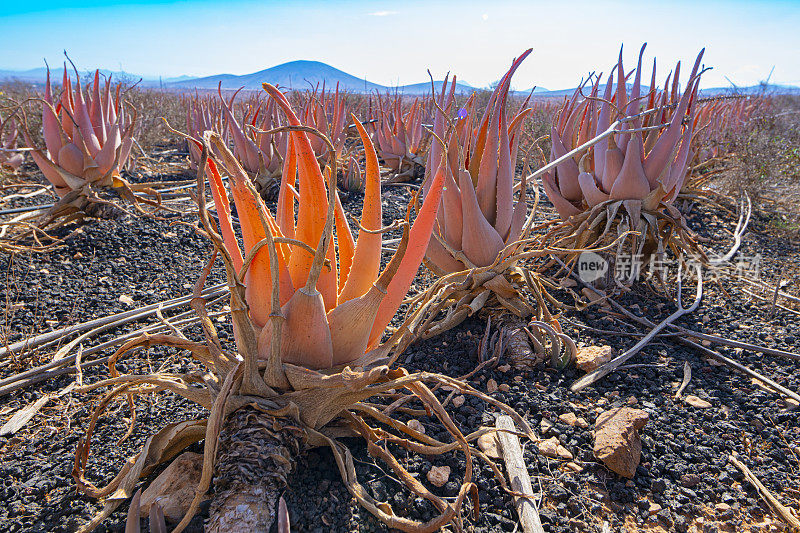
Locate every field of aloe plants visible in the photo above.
<box><xmin>0</xmin><ymin>47</ymin><xmax>799</xmax><ymax>533</ymax></box>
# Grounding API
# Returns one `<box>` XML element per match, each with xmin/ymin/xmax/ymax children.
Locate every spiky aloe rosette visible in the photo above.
<box><xmin>541</xmin><ymin>45</ymin><xmax>707</xmax><ymax>284</ymax></box>
<box><xmin>374</xmin><ymin>93</ymin><xmax>430</xmax><ymax>181</ymax></box>
<box><xmin>72</xmin><ymin>84</ymin><xmax>538</xmax><ymax>533</ymax></box>
<box><xmin>13</xmin><ymin>65</ymin><xmax>163</xmax><ymax>234</ymax></box>
<box><xmin>184</xmin><ymin>91</ymin><xmax>226</xmax><ymax>171</ymax></box>
<box><xmin>396</xmin><ymin>51</ymin><xmax>576</xmax><ymax>368</ymax></box>
<box><xmin>294</xmin><ymin>82</ymin><xmax>349</xmax><ymax>159</ymax></box>
<box><xmin>218</xmin><ymin>84</ymin><xmax>289</xmax><ymax>199</ymax></box>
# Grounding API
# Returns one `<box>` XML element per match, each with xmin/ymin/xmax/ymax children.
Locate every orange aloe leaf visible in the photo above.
<box><xmin>209</xmin><ymin>135</ymin><xmax>281</xmax><ymax>328</ymax></box>
<box><xmin>262</xmin><ymin>84</ymin><xmax>333</xmax><ymax>303</ymax></box>
<box><xmin>203</xmin><ymin>151</ymin><xmax>244</xmax><ymax>271</ymax></box>
<box><xmin>494</xmin><ymin>109</ymin><xmax>514</xmax><ymax>239</ymax></box>
<box><xmin>367</xmin><ymin>165</ymin><xmax>446</xmax><ymax>348</ymax></box>
<box><xmin>337</xmin><ymin>116</ymin><xmax>382</xmax><ymax>304</ymax></box>
<box><xmin>459</xmin><ymin>165</ymin><xmax>504</xmax><ymax>268</ymax></box>
<box><xmin>260</xmin><ymin>285</ymin><xmax>333</xmax><ymax>369</ymax></box>
<box><xmin>333</xmin><ymin>191</ymin><xmax>355</xmax><ymax>292</ymax></box>
<box><xmin>328</xmin><ymin>224</ymin><xmax>409</xmax><ymax>365</ymax></box>
<box><xmin>276</xmin><ymin>136</ymin><xmax>297</xmax><ymax>240</ymax></box>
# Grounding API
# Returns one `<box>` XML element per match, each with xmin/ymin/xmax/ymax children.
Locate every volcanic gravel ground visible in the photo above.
<box><xmin>0</xmin><ymin>165</ymin><xmax>798</xmax><ymax>532</ymax></box>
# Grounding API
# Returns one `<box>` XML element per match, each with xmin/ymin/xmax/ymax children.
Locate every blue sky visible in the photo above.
<box><xmin>1</xmin><ymin>0</ymin><xmax>798</xmax><ymax>89</ymax></box>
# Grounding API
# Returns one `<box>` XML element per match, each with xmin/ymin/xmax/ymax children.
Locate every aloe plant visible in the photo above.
<box><xmin>74</xmin><ymin>81</ymin><xmax>536</xmax><ymax>533</ymax></box>
<box><xmin>425</xmin><ymin>50</ymin><xmax>533</xmax><ymax>273</ymax></box>
<box><xmin>218</xmin><ymin>84</ymin><xmax>288</xmax><ymax>194</ymax></box>
<box><xmin>22</xmin><ymin>66</ymin><xmax>136</xmax><ymax>198</ymax></box>
<box><xmin>373</xmin><ymin>93</ymin><xmax>429</xmax><ymax>180</ymax></box>
<box><xmin>339</xmin><ymin>153</ymin><xmax>364</xmax><ymax>192</ymax></box>
<box><xmin>543</xmin><ymin>45</ymin><xmax>704</xmax><ymax>217</ymax></box>
<box><xmin>184</xmin><ymin>92</ymin><xmax>226</xmax><ymax>170</ymax></box>
<box><xmin>690</xmin><ymin>95</ymin><xmax>765</xmax><ymax>168</ymax></box>
<box><xmin>208</xmin><ymin>83</ymin><xmax>445</xmax><ymax>368</ymax></box>
<box><xmin>540</xmin><ymin>45</ymin><xmax>707</xmax><ymax>272</ymax></box>
<box><xmin>295</xmin><ymin>82</ymin><xmax>349</xmax><ymax>159</ymax></box>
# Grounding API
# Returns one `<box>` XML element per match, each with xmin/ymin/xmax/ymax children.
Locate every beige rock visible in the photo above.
<box><xmin>486</xmin><ymin>379</ymin><xmax>498</xmax><ymax>394</ymax></box>
<box><xmin>407</xmin><ymin>419</ymin><xmax>425</xmax><ymax>434</ymax></box>
<box><xmin>477</xmin><ymin>430</ymin><xmax>502</xmax><ymax>459</ymax></box>
<box><xmin>648</xmin><ymin>503</ymin><xmax>662</xmax><ymax>515</ymax></box>
<box><xmin>538</xmin><ymin>437</ymin><xmax>573</xmax><ymax>461</ymax></box>
<box><xmin>558</xmin><ymin>412</ymin><xmax>588</xmax><ymax>429</ymax></box>
<box><xmin>498</xmin><ymin>383</ymin><xmax>510</xmax><ymax>392</ymax></box>
<box><xmin>451</xmin><ymin>395</ymin><xmax>465</xmax><ymax>408</ymax></box>
<box><xmin>540</xmin><ymin>418</ymin><xmax>554</xmax><ymax>434</ymax></box>
<box><xmin>566</xmin><ymin>462</ymin><xmax>584</xmax><ymax>473</ymax></box>
<box><xmin>140</xmin><ymin>452</ymin><xmax>203</xmax><ymax>522</ymax></box>
<box><xmin>559</xmin><ymin>412</ymin><xmax>578</xmax><ymax>426</ymax></box>
<box><xmin>497</xmin><ymin>364</ymin><xmax>511</xmax><ymax>373</ymax></box>
<box><xmin>576</xmin><ymin>345</ymin><xmax>613</xmax><ymax>372</ymax></box>
<box><xmin>593</xmin><ymin>407</ymin><xmax>649</xmax><ymax>478</ymax></box>
<box><xmin>715</xmin><ymin>502</ymin><xmax>731</xmax><ymax>512</ymax></box>
<box><xmin>685</xmin><ymin>395</ymin><xmax>712</xmax><ymax>409</ymax></box>
<box><xmin>427</xmin><ymin>465</ymin><xmax>450</xmax><ymax>487</ymax></box>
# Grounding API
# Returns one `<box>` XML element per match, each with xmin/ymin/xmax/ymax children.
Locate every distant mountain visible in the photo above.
<box><xmin>2</xmin><ymin>61</ymin><xmax>798</xmax><ymax>97</ymax></box>
<box><xmin>0</xmin><ymin>60</ymin><xmax>478</xmax><ymax>95</ymax></box>
<box><xmin>165</xmin><ymin>60</ymin><xmax>477</xmax><ymax>95</ymax></box>
<box><xmin>390</xmin><ymin>80</ymin><xmax>475</xmax><ymax>95</ymax></box>
<box><xmin>167</xmin><ymin>60</ymin><xmax>385</xmax><ymax>93</ymax></box>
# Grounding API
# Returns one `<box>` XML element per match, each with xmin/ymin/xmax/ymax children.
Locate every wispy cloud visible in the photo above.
<box><xmin>369</xmin><ymin>10</ymin><xmax>398</xmax><ymax>17</ymax></box>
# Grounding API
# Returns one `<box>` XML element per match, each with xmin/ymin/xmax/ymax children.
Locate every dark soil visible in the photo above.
<box><xmin>1</xmin><ymin>153</ymin><xmax>799</xmax><ymax>533</ymax></box>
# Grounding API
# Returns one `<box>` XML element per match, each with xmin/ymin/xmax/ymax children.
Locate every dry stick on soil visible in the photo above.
<box><xmin>742</xmin><ymin>288</ymin><xmax>800</xmax><ymax>317</ymax></box>
<box><xmin>0</xmin><ymin>283</ymin><xmax>227</xmax><ymax>359</ymax></box>
<box><xmin>662</xmin><ymin>325</ymin><xmax>800</xmax><ymax>363</ymax></box>
<box><xmin>0</xmin><ymin>382</ymin><xmax>75</xmax><ymax>436</ymax></box>
<box><xmin>606</xmin><ymin>300</ymin><xmax>800</xmax><ymax>404</ymax></box>
<box><xmin>571</xmin><ymin>262</ymin><xmax>703</xmax><ymax>392</ymax></box>
<box><xmin>496</xmin><ymin>415</ymin><xmax>544</xmax><ymax>533</ymax></box>
<box><xmin>674</xmin><ymin>361</ymin><xmax>692</xmax><ymax>398</ymax></box>
<box><xmin>728</xmin><ymin>453</ymin><xmax>800</xmax><ymax>530</ymax></box>
<box><xmin>0</xmin><ymin>297</ymin><xmax>229</xmax><ymax>397</ymax></box>
<box><xmin>556</xmin><ymin>259</ymin><xmax>800</xmax><ymax>399</ymax></box>
<box><xmin>740</xmin><ymin>276</ymin><xmax>800</xmax><ymax>306</ymax></box>
<box><xmin>0</xmin><ymin>309</ymin><xmax>227</xmax><ymax>396</ymax></box>
<box><xmin>709</xmin><ymin>193</ymin><xmax>752</xmax><ymax>265</ymax></box>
